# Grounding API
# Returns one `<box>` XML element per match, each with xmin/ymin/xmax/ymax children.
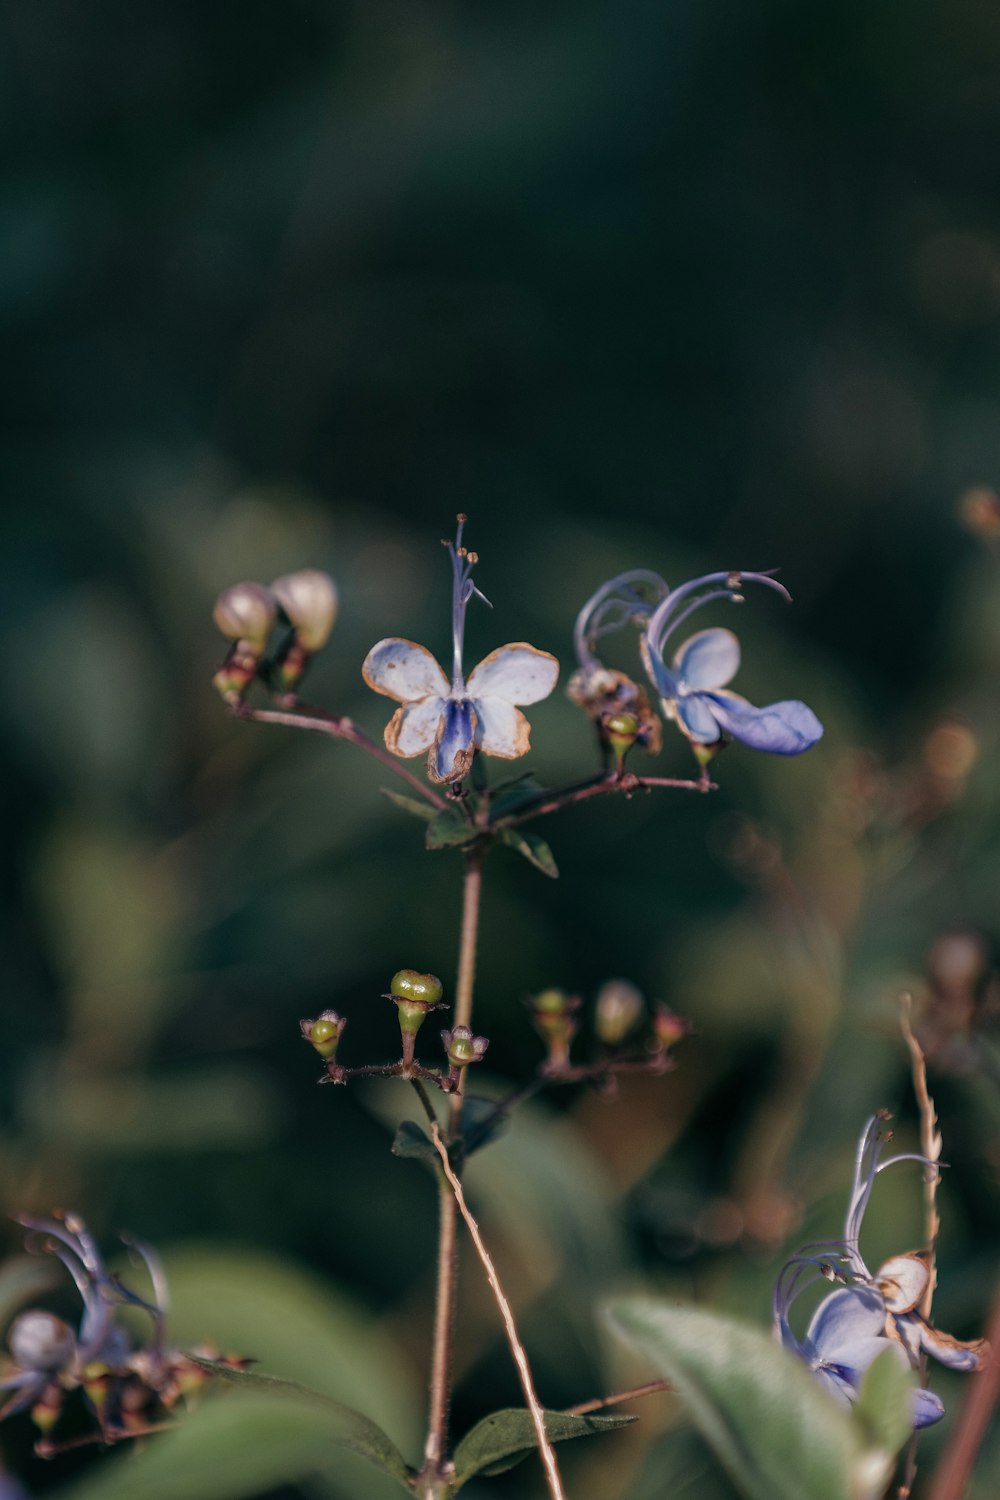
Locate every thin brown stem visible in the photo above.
<box><xmin>430</xmin><ymin>1123</ymin><xmax>567</xmax><ymax>1500</ymax></box>
<box><xmin>420</xmin><ymin>845</ymin><xmax>486</xmax><ymax>1495</ymax></box>
<box><xmin>493</xmin><ymin>769</ymin><xmax>713</xmax><ymax>830</ymax></box>
<box><xmin>926</xmin><ymin>1279</ymin><xmax>1000</xmax><ymax>1500</ymax></box>
<box><xmin>564</xmin><ymin>1378</ymin><xmax>672</xmax><ymax>1416</ymax></box>
<box><xmin>232</xmin><ymin>703</ymin><xmax>447</xmax><ymax>809</ymax></box>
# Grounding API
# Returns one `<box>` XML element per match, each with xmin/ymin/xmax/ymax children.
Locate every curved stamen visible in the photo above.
<box><xmin>646</xmin><ymin>571</ymin><xmax>790</xmax><ymax>660</ymax></box>
<box><xmin>446</xmin><ymin>516</ymin><xmax>491</xmax><ymax>692</ymax></box>
<box><xmin>572</xmin><ymin>570</ymin><xmax>669</xmax><ymax>671</ymax></box>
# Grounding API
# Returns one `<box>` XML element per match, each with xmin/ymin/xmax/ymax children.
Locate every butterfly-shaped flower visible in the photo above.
<box><xmin>773</xmin><ymin>1112</ymin><xmax>988</xmax><ymax>1429</ymax></box>
<box><xmin>363</xmin><ymin>518</ymin><xmax>559</xmax><ymax>784</ymax></box>
<box><xmin>640</xmin><ymin>570</ymin><xmax>823</xmax><ymax>755</ymax></box>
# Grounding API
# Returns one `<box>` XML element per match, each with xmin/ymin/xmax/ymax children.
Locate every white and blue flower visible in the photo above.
<box><xmin>639</xmin><ymin>570</ymin><xmax>823</xmax><ymax>755</ymax></box>
<box><xmin>773</xmin><ymin>1113</ymin><xmax>988</xmax><ymax>1429</ymax></box>
<box><xmin>363</xmin><ymin>518</ymin><xmax>559</xmax><ymax>784</ymax></box>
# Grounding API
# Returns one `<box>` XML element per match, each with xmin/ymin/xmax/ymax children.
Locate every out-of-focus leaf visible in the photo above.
<box><xmin>461</xmin><ymin>1095</ymin><xmax>510</xmax><ymax>1157</ymax></box>
<box><xmin>188</xmin><ymin>1361</ymin><xmax>412</xmax><ymax>1482</ymax></box>
<box><xmin>391</xmin><ymin>1119</ymin><xmax>437</xmax><ymax>1162</ymax></box>
<box><xmin>380</xmin><ymin>789</ymin><xmax>437</xmax><ymax>822</ymax></box>
<box><xmin>496</xmin><ymin>827</ymin><xmax>559</xmax><ymax>878</ymax></box>
<box><xmin>452</xmin><ymin>1407</ymin><xmax>635</xmax><ymax>1486</ymax></box>
<box><xmin>855</xmin><ymin>1348</ymin><xmax>915</xmax><ymax>1457</ymax></box>
<box><xmin>48</xmin><ymin>1387</ymin><xmax>412</xmax><ymax>1500</ymax></box>
<box><xmin>488</xmin><ymin>773</ymin><xmax>545</xmax><ymax>819</ymax></box>
<box><xmin>20</xmin><ymin>1065</ymin><xmax>282</xmax><ymax>1152</ymax></box>
<box><xmin>425</xmin><ymin>810</ymin><xmax>477</xmax><ymax>850</ymax></box>
<box><xmin>161</xmin><ymin>1247</ymin><xmax>418</xmax><ymax>1449</ymax></box>
<box><xmin>607</xmin><ymin>1299</ymin><xmax>889</xmax><ymax>1500</ymax></box>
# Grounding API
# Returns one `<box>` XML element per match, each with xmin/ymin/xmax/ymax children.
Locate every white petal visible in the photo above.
<box><xmin>673</xmin><ymin>628</ymin><xmax>741</xmax><ymax>690</ymax></box>
<box><xmin>876</xmin><ymin>1254</ymin><xmax>930</xmax><ymax>1315</ymax></box>
<box><xmin>363</xmin><ymin>639</ymin><xmax>449</xmax><ymax>704</ymax></box>
<box><xmin>385</xmin><ymin>697</ymin><xmax>445</xmax><ymax>757</ymax></box>
<box><xmin>472</xmin><ymin>697</ymin><xmax>531</xmax><ymax>759</ymax></box>
<box><xmin>465</xmin><ymin>643</ymin><xmax>559</xmax><ymax>705</ymax></box>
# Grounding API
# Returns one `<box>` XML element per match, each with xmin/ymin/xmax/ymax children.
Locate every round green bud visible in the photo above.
<box><xmin>533</xmin><ymin>988</ymin><xmax>570</xmax><ymax>1015</ymax></box>
<box><xmin>606</xmin><ymin>712</ymin><xmax>639</xmax><ymax>740</ymax></box>
<box><xmin>449</xmin><ymin>1034</ymin><xmax>477</xmax><ymax>1065</ymax></box>
<box><xmin>390</xmin><ymin>969</ymin><xmax>444</xmax><ymax>1007</ymax></box>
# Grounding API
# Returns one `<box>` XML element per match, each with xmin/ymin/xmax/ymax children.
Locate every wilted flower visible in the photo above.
<box><xmin>363</xmin><ymin>517</ymin><xmax>559</xmax><ymax>784</ymax></box>
<box><xmin>567</xmin><ymin>570</ymin><xmax>668</xmax><ymax>754</ymax></box>
<box><xmin>773</xmin><ymin>1113</ymin><xmax>988</xmax><ymax>1428</ymax></box>
<box><xmin>640</xmin><ymin>570</ymin><xmax>823</xmax><ymax>755</ymax></box>
<box><xmin>0</xmin><ymin>1212</ymin><xmax>243</xmax><ymax>1445</ymax></box>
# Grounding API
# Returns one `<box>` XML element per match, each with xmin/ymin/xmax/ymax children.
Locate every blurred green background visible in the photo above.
<box><xmin>3</xmin><ymin>0</ymin><xmax>1000</xmax><ymax>1495</ymax></box>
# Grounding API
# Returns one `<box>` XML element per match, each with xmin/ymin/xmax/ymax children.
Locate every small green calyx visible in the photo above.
<box><xmin>390</xmin><ymin>969</ymin><xmax>444</xmax><ymax>1007</ymax></box>
<box><xmin>395</xmin><ymin>999</ymin><xmax>432</xmax><ymax>1037</ymax></box>
<box><xmin>300</xmin><ymin>1010</ymin><xmax>346</xmax><ymax>1060</ymax></box>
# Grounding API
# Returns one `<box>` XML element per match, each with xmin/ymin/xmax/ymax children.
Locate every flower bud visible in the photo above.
<box><xmin>595</xmin><ymin>978</ymin><xmax>644</xmax><ymax>1046</ymax></box>
<box><xmin>604</xmin><ymin>712</ymin><xmax>640</xmax><ymax>768</ymax></box>
<box><xmin>8</xmin><ymin>1311</ymin><xmax>75</xmax><ymax>1373</ymax></box>
<box><xmin>441</xmin><ymin>1024</ymin><xmax>489</xmax><ymax>1070</ymax></box>
<box><xmin>649</xmin><ymin>1005</ymin><xmax>691</xmax><ymax>1054</ymax></box>
<box><xmin>300</xmin><ymin>1010</ymin><xmax>347</xmax><ymax>1061</ymax></box>
<box><xmin>528</xmin><ymin>988</ymin><xmax>581</xmax><ymax>1069</ymax></box>
<box><xmin>213</xmin><ymin>582</ymin><xmax>277</xmax><ymax>649</ymax></box>
<box><xmin>30</xmin><ymin>1385</ymin><xmax>63</xmax><ymax>1435</ymax></box>
<box><xmin>387</xmin><ymin>970</ymin><xmax>446</xmax><ymax>1065</ymax></box>
<box><xmin>81</xmin><ymin>1361</ymin><xmax>112</xmax><ymax>1412</ymax></box>
<box><xmin>270</xmin><ymin>570</ymin><xmax>339</xmax><ymax>652</ymax></box>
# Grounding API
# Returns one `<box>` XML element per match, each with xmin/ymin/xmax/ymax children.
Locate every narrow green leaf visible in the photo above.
<box><xmin>855</xmin><ymin>1348</ymin><xmax>915</xmax><ymax>1457</ymax></box>
<box><xmin>49</xmin><ymin>1387</ymin><xmax>413</xmax><ymax>1500</ymax></box>
<box><xmin>496</xmin><ymin>827</ymin><xmax>558</xmax><ymax>878</ymax></box>
<box><xmin>452</xmin><ymin>1407</ymin><xmax>635</xmax><ymax>1487</ymax></box>
<box><xmin>425</xmin><ymin>810</ymin><xmax>478</xmax><ymax>850</ymax></box>
<box><xmin>391</xmin><ymin>1119</ymin><xmax>437</xmax><ymax>1162</ymax></box>
<box><xmin>608</xmin><ymin>1299</ymin><xmax>883</xmax><ymax>1500</ymax></box>
<box><xmin>380</xmin><ymin>788</ymin><xmax>437</xmax><ymax>822</ymax></box>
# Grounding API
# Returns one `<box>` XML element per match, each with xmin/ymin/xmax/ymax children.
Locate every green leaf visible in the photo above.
<box><xmin>488</xmin><ymin>774</ymin><xmax>544</xmax><ymax>819</ymax></box>
<box><xmin>391</xmin><ymin>1119</ymin><xmax>437</xmax><ymax>1162</ymax></box>
<box><xmin>607</xmin><ymin>1299</ymin><xmax>888</xmax><ymax>1500</ymax></box>
<box><xmin>452</xmin><ymin>1407</ymin><xmax>636</xmax><ymax>1487</ymax></box>
<box><xmin>157</xmin><ymin>1248</ymin><xmax>418</xmax><ymax>1447</ymax></box>
<box><xmin>379</xmin><ymin>788</ymin><xmax>437</xmax><ymax>821</ymax></box>
<box><xmin>496</xmin><ymin>827</ymin><xmax>558</xmax><ymax>878</ymax></box>
<box><xmin>425</xmin><ymin>809</ymin><xmax>478</xmax><ymax>850</ymax></box>
<box><xmin>855</xmin><ymin>1348</ymin><xmax>915</xmax><ymax>1457</ymax></box>
<box><xmin>49</xmin><ymin>1387</ymin><xmax>413</xmax><ymax>1500</ymax></box>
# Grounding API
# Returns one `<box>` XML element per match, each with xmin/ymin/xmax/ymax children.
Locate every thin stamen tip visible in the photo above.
<box><xmin>466</xmin><ymin>550</ymin><xmax>479</xmax><ymax>565</ymax></box>
<box><xmin>726</xmin><ymin>571</ymin><xmax>741</xmax><ymax>589</ymax></box>
<box><xmin>456</xmin><ymin>512</ymin><xmax>468</xmax><ymax>524</ymax></box>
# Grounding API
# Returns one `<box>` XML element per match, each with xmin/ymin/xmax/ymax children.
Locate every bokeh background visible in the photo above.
<box><xmin>3</xmin><ymin>1</ymin><xmax>1000</xmax><ymax>1495</ymax></box>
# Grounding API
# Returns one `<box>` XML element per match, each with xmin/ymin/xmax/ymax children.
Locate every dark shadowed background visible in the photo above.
<box><xmin>3</xmin><ymin>2</ymin><xmax>1000</xmax><ymax>1496</ymax></box>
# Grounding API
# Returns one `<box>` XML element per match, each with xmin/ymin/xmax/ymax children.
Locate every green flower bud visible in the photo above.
<box><xmin>528</xmin><ymin>988</ymin><xmax>581</xmax><ymax>1068</ymax></box>
<box><xmin>213</xmin><ymin>582</ymin><xmax>277</xmax><ymax>649</ymax></box>
<box><xmin>595</xmin><ymin>978</ymin><xmax>644</xmax><ymax>1046</ymax></box>
<box><xmin>604</xmin><ymin>711</ymin><xmax>640</xmax><ymax>765</ymax></box>
<box><xmin>270</xmin><ymin>569</ymin><xmax>339</xmax><ymax>652</ymax></box>
<box><xmin>442</xmin><ymin>1024</ymin><xmax>489</xmax><ymax>1069</ymax></box>
<box><xmin>390</xmin><ymin>970</ymin><xmax>444</xmax><ymax>1007</ymax></box>
<box><xmin>300</xmin><ymin>1010</ymin><xmax>347</xmax><ymax>1060</ymax></box>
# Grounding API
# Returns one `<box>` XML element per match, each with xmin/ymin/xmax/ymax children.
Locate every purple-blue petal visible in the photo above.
<box><xmin>676</xmin><ymin>693</ymin><xmax>723</xmax><ymax>743</ymax></box>
<box><xmin>806</xmin><ymin>1286</ymin><xmax>886</xmax><ymax>1361</ymax></box>
<box><xmin>912</xmin><ymin>1387</ymin><xmax>945</xmax><ymax>1428</ymax></box>
<box><xmin>431</xmin><ymin>698</ymin><xmax>476</xmax><ymax>781</ymax></box>
<box><xmin>703</xmin><ymin>691</ymin><xmax>823</xmax><ymax>755</ymax></box>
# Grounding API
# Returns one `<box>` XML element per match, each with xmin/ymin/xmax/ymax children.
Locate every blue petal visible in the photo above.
<box><xmin>675</xmin><ymin>693</ymin><xmax>723</xmax><ymax>743</ymax></box>
<box><xmin>430</xmin><ymin>698</ymin><xmax>476</xmax><ymax>783</ymax></box>
<box><xmin>807</xmin><ymin>1287</ymin><xmax>886</xmax><ymax>1361</ymax></box>
<box><xmin>912</xmin><ymin>1387</ymin><xmax>945</xmax><ymax>1428</ymax></box>
<box><xmin>703</xmin><ymin>691</ymin><xmax>824</xmax><ymax>755</ymax></box>
<box><xmin>673</xmin><ymin>628</ymin><xmax>741</xmax><ymax>691</ymax></box>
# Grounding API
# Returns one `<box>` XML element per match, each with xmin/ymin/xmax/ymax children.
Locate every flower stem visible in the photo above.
<box><xmin>492</xmin><ymin>769</ymin><xmax>713</xmax><ymax>830</ymax></box>
<box><xmin>419</xmin><ymin>845</ymin><xmax>486</xmax><ymax>1496</ymax></box>
<box><xmin>430</xmin><ymin>1121</ymin><xmax>567</xmax><ymax>1500</ymax></box>
<box><xmin>231</xmin><ymin>702</ymin><xmax>447</xmax><ymax>809</ymax></box>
